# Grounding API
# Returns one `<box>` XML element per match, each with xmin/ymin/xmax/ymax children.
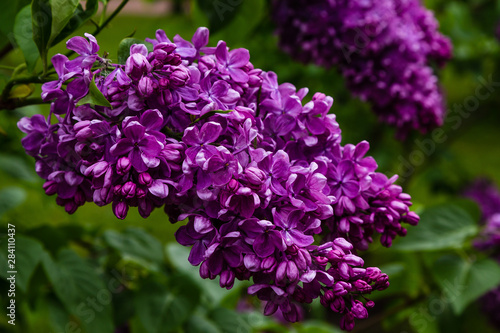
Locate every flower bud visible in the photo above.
<box><xmin>404</xmin><ymin>211</ymin><xmax>420</xmax><ymax>226</ymax></box>
<box><xmin>244</xmin><ymin>167</ymin><xmax>266</xmax><ymax>186</ymax></box>
<box><xmin>330</xmin><ymin>296</ymin><xmax>345</xmax><ymax>313</ymax></box>
<box><xmin>138</xmin><ymin>172</ymin><xmax>153</xmax><ymax>186</ymax></box>
<box><xmin>219</xmin><ymin>270</ymin><xmax>235</xmax><ymax>289</ymax></box>
<box><xmin>169</xmin><ymin>67</ymin><xmax>190</xmax><ymax>87</ymax></box>
<box><xmin>116</xmin><ymin>157</ymin><xmax>132</xmax><ymax>175</ymax></box>
<box><xmin>138</xmin><ymin>76</ymin><xmax>154</xmax><ymax>97</ymax></box>
<box><xmin>112</xmin><ymin>201</ymin><xmax>129</xmax><ymax>219</ymax></box>
<box><xmin>65</xmin><ymin>201</ymin><xmax>78</xmax><ymax>214</ymax></box>
<box><xmin>121</xmin><ymin>181</ymin><xmax>136</xmax><ymax>199</ymax></box>
<box><xmin>43</xmin><ymin>180</ymin><xmax>58</xmax><ymax>195</ymax></box>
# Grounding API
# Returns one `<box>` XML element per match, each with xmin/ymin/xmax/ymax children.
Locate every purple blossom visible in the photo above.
<box><xmin>272</xmin><ymin>0</ymin><xmax>452</xmax><ymax>138</ymax></box>
<box><xmin>18</xmin><ymin>28</ymin><xmax>419</xmax><ymax>330</ymax></box>
<box><xmin>463</xmin><ymin>178</ymin><xmax>500</xmax><ymax>329</ymax></box>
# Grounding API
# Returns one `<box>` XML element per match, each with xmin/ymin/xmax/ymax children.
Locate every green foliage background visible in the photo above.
<box><xmin>1</xmin><ymin>0</ymin><xmax>500</xmax><ymax>332</ymax></box>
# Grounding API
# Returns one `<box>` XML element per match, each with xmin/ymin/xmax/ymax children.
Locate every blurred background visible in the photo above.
<box><xmin>1</xmin><ymin>0</ymin><xmax>500</xmax><ymax>332</ymax></box>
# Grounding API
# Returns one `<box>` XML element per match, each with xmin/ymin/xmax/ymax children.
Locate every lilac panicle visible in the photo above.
<box><xmin>18</xmin><ymin>28</ymin><xmax>419</xmax><ymax>330</ymax></box>
<box><xmin>463</xmin><ymin>178</ymin><xmax>500</xmax><ymax>329</ymax></box>
<box><xmin>272</xmin><ymin>0</ymin><xmax>452</xmax><ymax>139</ymax></box>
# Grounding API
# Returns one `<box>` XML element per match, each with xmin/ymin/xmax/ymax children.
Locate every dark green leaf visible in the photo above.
<box><xmin>117</xmin><ymin>38</ymin><xmax>153</xmax><ymax>64</ymax></box>
<box><xmin>47</xmin><ymin>298</ymin><xmax>72</xmax><ymax>333</ymax></box>
<box><xmin>42</xmin><ymin>248</ymin><xmax>114</xmax><ymax>333</ymax></box>
<box><xmin>0</xmin><ymin>154</ymin><xmax>36</xmax><ymax>181</ymax></box>
<box><xmin>0</xmin><ymin>0</ymin><xmax>30</xmax><ymax>36</ymax></box>
<box><xmin>50</xmin><ymin>0</ymin><xmax>98</xmax><ymax>46</ymax></box>
<box><xmin>432</xmin><ymin>254</ymin><xmax>500</xmax><ymax>315</ymax></box>
<box><xmin>76</xmin><ymin>75</ymin><xmax>112</xmax><ymax>108</ymax></box>
<box><xmin>392</xmin><ymin>205</ymin><xmax>478</xmax><ymax>251</ymax></box>
<box><xmin>208</xmin><ymin>307</ymin><xmax>251</xmax><ymax>333</ymax></box>
<box><xmin>184</xmin><ymin>315</ymin><xmax>222</xmax><ymax>333</ymax></box>
<box><xmin>0</xmin><ymin>187</ymin><xmax>26</xmax><ymax>217</ymax></box>
<box><xmin>195</xmin><ymin>0</ymin><xmax>243</xmax><ymax>34</ymax></box>
<box><xmin>48</xmin><ymin>0</ymin><xmax>79</xmax><ymax>45</ymax></box>
<box><xmin>190</xmin><ymin>110</ymin><xmax>233</xmax><ymax>125</ymax></box>
<box><xmin>165</xmin><ymin>243</ymin><xmax>234</xmax><ymax>303</ymax></box>
<box><xmin>298</xmin><ymin>320</ymin><xmax>343</xmax><ymax>333</ymax></box>
<box><xmin>13</xmin><ymin>235</ymin><xmax>44</xmax><ymax>292</ymax></box>
<box><xmin>135</xmin><ymin>274</ymin><xmax>200</xmax><ymax>333</ymax></box>
<box><xmin>103</xmin><ymin>228</ymin><xmax>163</xmax><ymax>265</ymax></box>
<box><xmin>32</xmin><ymin>0</ymin><xmax>52</xmax><ymax>70</ymax></box>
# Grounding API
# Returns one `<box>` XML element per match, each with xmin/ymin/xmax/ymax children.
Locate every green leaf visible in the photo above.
<box><xmin>184</xmin><ymin>314</ymin><xmax>222</xmax><ymax>333</ymax></box>
<box><xmin>0</xmin><ymin>0</ymin><xmax>30</xmax><ymax>36</ymax></box>
<box><xmin>0</xmin><ymin>154</ymin><xmax>36</xmax><ymax>181</ymax></box>
<box><xmin>13</xmin><ymin>235</ymin><xmax>44</xmax><ymax>292</ymax></box>
<box><xmin>208</xmin><ymin>307</ymin><xmax>251</xmax><ymax>333</ymax></box>
<box><xmin>48</xmin><ymin>0</ymin><xmax>79</xmax><ymax>46</ymax></box>
<box><xmin>298</xmin><ymin>320</ymin><xmax>343</xmax><ymax>333</ymax></box>
<box><xmin>165</xmin><ymin>243</ymin><xmax>234</xmax><ymax>303</ymax></box>
<box><xmin>432</xmin><ymin>254</ymin><xmax>500</xmax><ymax>315</ymax></box>
<box><xmin>117</xmin><ymin>38</ymin><xmax>153</xmax><ymax>64</ymax></box>
<box><xmin>47</xmin><ymin>298</ymin><xmax>72</xmax><ymax>333</ymax></box>
<box><xmin>135</xmin><ymin>274</ymin><xmax>200</xmax><ymax>333</ymax></box>
<box><xmin>32</xmin><ymin>0</ymin><xmax>52</xmax><ymax>70</ymax></box>
<box><xmin>0</xmin><ymin>187</ymin><xmax>26</xmax><ymax>217</ymax></box>
<box><xmin>194</xmin><ymin>0</ymin><xmax>243</xmax><ymax>34</ymax></box>
<box><xmin>50</xmin><ymin>0</ymin><xmax>98</xmax><ymax>46</ymax></box>
<box><xmin>392</xmin><ymin>205</ymin><xmax>478</xmax><ymax>251</ymax></box>
<box><xmin>103</xmin><ymin>228</ymin><xmax>164</xmax><ymax>265</ymax></box>
<box><xmin>42</xmin><ymin>248</ymin><xmax>114</xmax><ymax>333</ymax></box>
<box><xmin>76</xmin><ymin>75</ymin><xmax>112</xmax><ymax>108</ymax></box>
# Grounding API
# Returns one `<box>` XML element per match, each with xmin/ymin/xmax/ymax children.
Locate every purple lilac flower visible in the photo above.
<box><xmin>18</xmin><ymin>28</ymin><xmax>419</xmax><ymax>330</ymax></box>
<box><xmin>272</xmin><ymin>0</ymin><xmax>452</xmax><ymax>138</ymax></box>
<box><xmin>463</xmin><ymin>178</ymin><xmax>500</xmax><ymax>329</ymax></box>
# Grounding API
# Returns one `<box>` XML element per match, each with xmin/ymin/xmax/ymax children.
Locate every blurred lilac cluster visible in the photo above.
<box><xmin>18</xmin><ymin>28</ymin><xmax>418</xmax><ymax>330</ymax></box>
<box><xmin>464</xmin><ymin>179</ymin><xmax>500</xmax><ymax>328</ymax></box>
<box><xmin>272</xmin><ymin>0</ymin><xmax>452</xmax><ymax>138</ymax></box>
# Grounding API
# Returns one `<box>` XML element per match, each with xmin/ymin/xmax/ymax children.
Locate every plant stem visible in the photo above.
<box><xmin>0</xmin><ymin>97</ymin><xmax>50</xmax><ymax>111</ymax></box>
<box><xmin>0</xmin><ymin>65</ymin><xmax>16</xmax><ymax>70</ymax></box>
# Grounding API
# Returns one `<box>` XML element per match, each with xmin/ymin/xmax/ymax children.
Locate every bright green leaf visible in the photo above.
<box><xmin>76</xmin><ymin>76</ymin><xmax>112</xmax><ymax>108</ymax></box>
<box><xmin>432</xmin><ymin>254</ymin><xmax>500</xmax><ymax>315</ymax></box>
<box><xmin>103</xmin><ymin>228</ymin><xmax>163</xmax><ymax>265</ymax></box>
<box><xmin>48</xmin><ymin>0</ymin><xmax>79</xmax><ymax>46</ymax></box>
<box><xmin>117</xmin><ymin>38</ymin><xmax>153</xmax><ymax>64</ymax></box>
<box><xmin>0</xmin><ymin>187</ymin><xmax>26</xmax><ymax>217</ymax></box>
<box><xmin>392</xmin><ymin>205</ymin><xmax>478</xmax><ymax>251</ymax></box>
<box><xmin>50</xmin><ymin>0</ymin><xmax>98</xmax><ymax>46</ymax></box>
<box><xmin>42</xmin><ymin>249</ymin><xmax>114</xmax><ymax>333</ymax></box>
<box><xmin>13</xmin><ymin>5</ymin><xmax>40</xmax><ymax>72</ymax></box>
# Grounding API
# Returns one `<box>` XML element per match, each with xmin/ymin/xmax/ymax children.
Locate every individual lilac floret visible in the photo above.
<box><xmin>272</xmin><ymin>0</ymin><xmax>452</xmax><ymax>138</ymax></box>
<box><xmin>18</xmin><ymin>28</ymin><xmax>419</xmax><ymax>331</ymax></box>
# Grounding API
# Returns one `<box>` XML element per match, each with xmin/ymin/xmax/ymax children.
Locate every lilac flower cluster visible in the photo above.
<box><xmin>464</xmin><ymin>178</ymin><xmax>500</xmax><ymax>329</ymax></box>
<box><xmin>18</xmin><ymin>28</ymin><xmax>418</xmax><ymax>330</ymax></box>
<box><xmin>272</xmin><ymin>0</ymin><xmax>452</xmax><ymax>138</ymax></box>
<box><xmin>464</xmin><ymin>178</ymin><xmax>500</xmax><ymax>251</ymax></box>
